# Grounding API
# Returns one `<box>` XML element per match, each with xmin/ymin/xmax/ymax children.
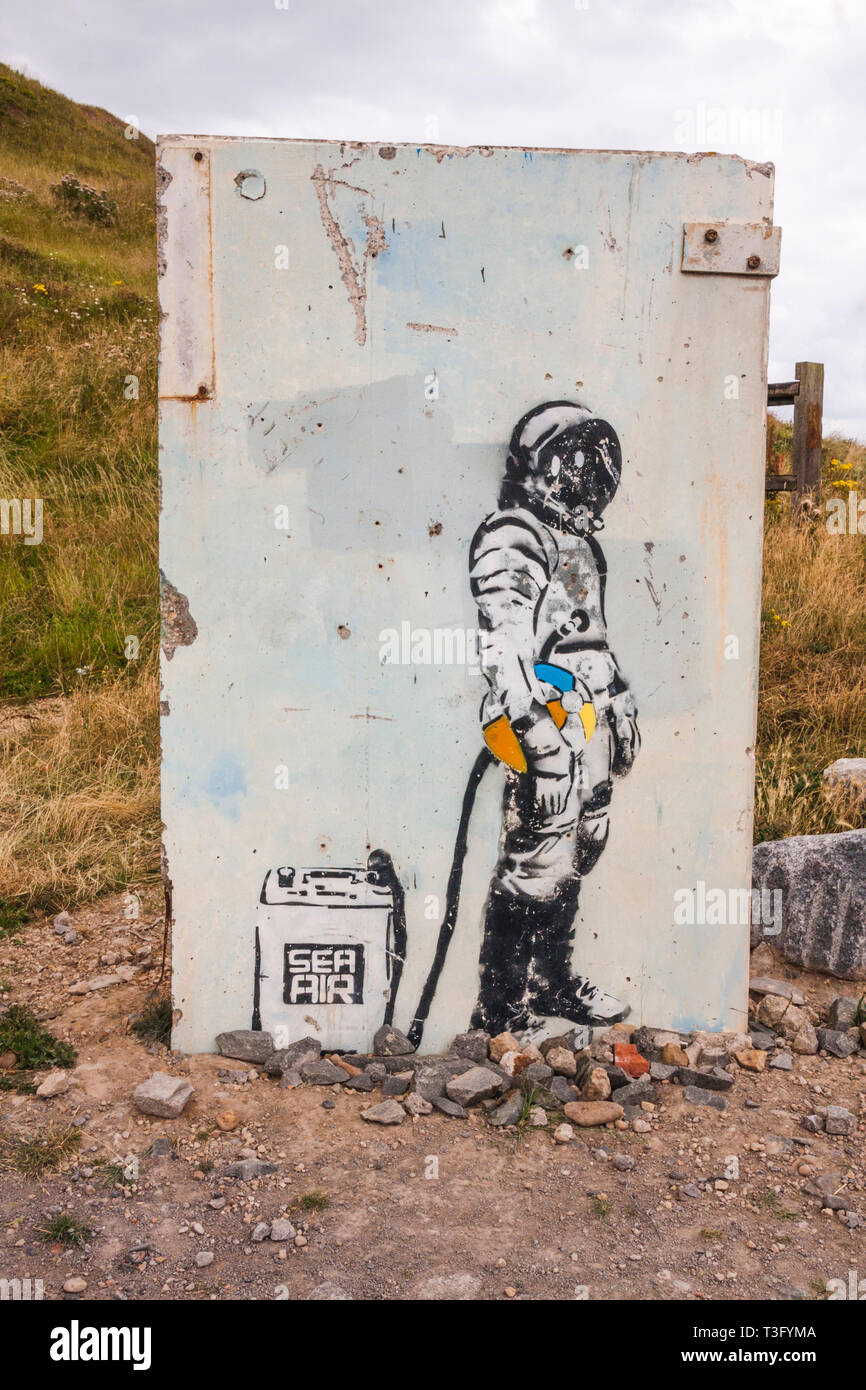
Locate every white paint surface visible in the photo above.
<box><xmin>159</xmin><ymin>138</ymin><xmax>774</xmax><ymax>1053</ymax></box>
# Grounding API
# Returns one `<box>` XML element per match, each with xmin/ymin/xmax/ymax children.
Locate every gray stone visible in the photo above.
<box><xmin>629</xmin><ymin>1026</ymin><xmax>655</xmax><ymax>1056</ymax></box>
<box><xmin>133</xmin><ymin>1072</ymin><xmax>193</xmax><ymax>1118</ymax></box>
<box><xmin>682</xmin><ymin>1183</ymin><xmax>702</xmax><ymax>1199</ymax></box>
<box><xmin>360</xmin><ymin>1099</ymin><xmax>406</xmax><ymax>1125</ymax></box>
<box><xmin>226</xmin><ymin>1159</ymin><xmax>277</xmax><ymax>1180</ymax></box>
<box><xmin>612</xmin><ymin>1153</ymin><xmax>636</xmax><ymax>1171</ymax></box>
<box><xmin>262</xmin><ymin>1037</ymin><xmax>321</xmax><ymax>1074</ymax></box>
<box><xmin>817</xmin><ymin>1028</ymin><xmax>858</xmax><ymax>1058</ymax></box>
<box><xmin>751</xmin><ymin>830</ymin><xmax>866</xmax><ymax>978</ymax></box>
<box><xmin>825</xmin><ymin>1105</ymin><xmax>856</xmax><ymax>1136</ymax></box>
<box><xmin>674</xmin><ymin>1067</ymin><xmax>733</xmax><ymax>1092</ymax></box>
<box><xmin>827</xmin><ymin>997</ymin><xmax>860</xmax><ymax>1029</ymax></box>
<box><xmin>612</xmin><ymin>1079</ymin><xmax>657</xmax><ymax>1107</ymax></box>
<box><xmin>646</xmin><ymin>1028</ymin><xmax>684</xmax><ymax>1052</ymax></box>
<box><xmin>413</xmin><ymin>1057</ymin><xmax>474</xmax><ymax>1100</ymax></box>
<box><xmin>682</xmin><ymin>1085</ymin><xmax>727</xmax><ymax>1112</ymax></box>
<box><xmin>528</xmin><ymin>1107</ymin><xmax>548</xmax><ymax>1126</ymax></box>
<box><xmin>53</xmin><ymin>911</ymin><xmax>73</xmax><ymax>934</ymax></box>
<box><xmin>251</xmin><ymin>1222</ymin><xmax>270</xmax><ymax>1242</ymax></box>
<box><xmin>216</xmin><ymin>1029</ymin><xmax>276</xmax><ymax>1063</ymax></box>
<box><xmin>822</xmin><ymin>757</ymin><xmax>866</xmax><ymax>796</ymax></box>
<box><xmin>519</xmin><ymin>1061</ymin><xmax>554</xmax><ymax>1087</ymax></box>
<box><xmin>342</xmin><ymin>1072</ymin><xmax>375</xmax><ymax>1092</ymax></box>
<box><xmin>598</xmin><ymin>1063</ymin><xmax>631</xmax><ymax>1089</ymax></box>
<box><xmin>195</xmin><ymin>1251</ymin><xmax>214</xmax><ymax>1267</ymax></box>
<box><xmin>698</xmin><ymin>1047</ymin><xmax>730</xmax><ymax>1068</ymax></box>
<box><xmin>488</xmin><ymin>1092</ymin><xmax>525</xmax><ymax>1127</ymax></box>
<box><xmin>278</xmin><ymin>1068</ymin><xmax>303</xmax><ymax>1089</ymax></box>
<box><xmin>381</xmin><ymin>1073</ymin><xmax>411</xmax><ymax>1097</ymax></box>
<box><xmin>366</xmin><ymin>1063</ymin><xmax>388</xmax><ymax>1081</ymax></box>
<box><xmin>431</xmin><ymin>1095</ymin><xmax>467</xmax><ymax>1118</ymax></box>
<box><xmin>791</xmin><ymin>1023</ymin><xmax>820</xmax><ymax>1055</ymax></box>
<box><xmin>822</xmin><ymin>1195</ymin><xmax>849</xmax><ymax>1211</ymax></box>
<box><xmin>749</xmin><ymin>977</ymin><xmax>805</xmax><ymax>1004</ymax></box>
<box><xmin>445</xmin><ymin>1066</ymin><xmax>506</xmax><ymax>1107</ymax></box>
<box><xmin>404</xmin><ymin>1091</ymin><xmax>433</xmax><ymax>1115</ymax></box>
<box><xmin>801</xmin><ymin>1114</ymin><xmax>825</xmax><ymax>1134</ymax></box>
<box><xmin>147</xmin><ymin>1137</ymin><xmax>174</xmax><ymax>1157</ymax></box>
<box><xmin>269</xmin><ymin>1218</ymin><xmax>296</xmax><ymax>1242</ymax></box>
<box><xmin>449</xmin><ymin>1030</ymin><xmax>491</xmax><ymax>1064</ymax></box>
<box><xmin>307</xmin><ymin>1282</ymin><xmax>350</xmax><ymax>1300</ymax></box>
<box><xmin>650</xmin><ymin>1061</ymin><xmax>678</xmax><ymax>1081</ymax></box>
<box><xmin>548</xmin><ymin>1075</ymin><xmax>580</xmax><ymax>1104</ymax></box>
<box><xmin>351</xmin><ymin>1053</ymin><xmax>416</xmax><ymax>1073</ymax></box>
<box><xmin>299</xmin><ymin>1059</ymin><xmax>347</xmax><ymax>1085</ymax></box>
<box><xmin>769</xmin><ymin>1052</ymin><xmax>794</xmax><ymax>1071</ymax></box>
<box><xmin>372</xmin><ymin>1025</ymin><xmax>415</xmax><ymax>1056</ymax></box>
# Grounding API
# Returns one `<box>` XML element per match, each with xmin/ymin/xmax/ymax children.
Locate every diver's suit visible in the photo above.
<box><xmin>469</xmin><ymin>403</ymin><xmax>639</xmax><ymax>1035</ymax></box>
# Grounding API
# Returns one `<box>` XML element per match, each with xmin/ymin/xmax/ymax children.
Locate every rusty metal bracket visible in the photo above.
<box><xmin>681</xmin><ymin>221</ymin><xmax>781</xmax><ymax>277</ymax></box>
<box><xmin>157</xmin><ymin>144</ymin><xmax>215</xmax><ymax>401</ymax></box>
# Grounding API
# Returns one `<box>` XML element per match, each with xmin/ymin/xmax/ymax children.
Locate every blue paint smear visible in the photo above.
<box><xmin>201</xmin><ymin>751</ymin><xmax>248</xmax><ymax>821</ymax></box>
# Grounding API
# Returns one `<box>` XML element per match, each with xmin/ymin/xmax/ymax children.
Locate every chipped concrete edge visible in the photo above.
<box><xmin>155</xmin><ymin>135</ymin><xmax>774</xmax><ymax>177</ymax></box>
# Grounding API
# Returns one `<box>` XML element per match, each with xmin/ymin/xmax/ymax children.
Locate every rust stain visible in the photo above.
<box><xmin>311</xmin><ymin>163</ymin><xmax>388</xmax><ymax>346</ymax></box>
<box><xmin>406</xmin><ymin>321</ymin><xmax>458</xmax><ymax>336</ymax></box>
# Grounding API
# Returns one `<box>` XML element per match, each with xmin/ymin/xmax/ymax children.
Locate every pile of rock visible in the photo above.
<box><xmin>748</xmin><ymin>978</ymin><xmax>866</xmax><ymax>1067</ymax></box>
<box><xmin>208</xmin><ymin>1019</ymin><xmax>723</xmax><ymax>1131</ymax></box>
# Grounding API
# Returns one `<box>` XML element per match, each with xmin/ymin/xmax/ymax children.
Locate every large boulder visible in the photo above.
<box><xmin>752</xmin><ymin>830</ymin><xmax>866</xmax><ymax>979</ymax></box>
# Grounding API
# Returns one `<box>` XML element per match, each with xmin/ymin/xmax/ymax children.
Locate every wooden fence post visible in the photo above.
<box><xmin>793</xmin><ymin>361</ymin><xmax>824</xmax><ymax>501</ymax></box>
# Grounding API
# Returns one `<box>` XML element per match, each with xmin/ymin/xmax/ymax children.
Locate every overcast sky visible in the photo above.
<box><xmin>3</xmin><ymin>0</ymin><xmax>864</xmax><ymax>438</ymax></box>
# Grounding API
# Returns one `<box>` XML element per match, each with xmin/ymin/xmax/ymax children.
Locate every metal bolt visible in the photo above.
<box><xmin>704</xmin><ymin>228</ymin><xmax>718</xmax><ymax>243</ymax></box>
<box><xmin>194</xmin><ymin>151</ymin><xmax>204</xmax><ymax>163</ymax></box>
<box><xmin>196</xmin><ymin>384</ymin><xmax>208</xmax><ymax>399</ymax></box>
<box><xmin>747</xmin><ymin>254</ymin><xmax>761</xmax><ymax>270</ymax></box>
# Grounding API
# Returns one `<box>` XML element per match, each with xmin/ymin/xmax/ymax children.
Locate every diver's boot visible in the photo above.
<box><xmin>526</xmin><ymin>879</ymin><xmax>630</xmax><ymax>1026</ymax></box>
<box><xmin>470</xmin><ymin>881</ymin><xmax>538</xmax><ymax>1036</ymax></box>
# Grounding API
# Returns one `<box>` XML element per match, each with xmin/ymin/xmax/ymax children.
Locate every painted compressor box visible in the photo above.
<box><xmin>254</xmin><ymin>866</ymin><xmax>394</xmax><ymax>1053</ymax></box>
<box><xmin>158</xmin><ymin>138</ymin><xmax>779</xmax><ymax>1055</ymax></box>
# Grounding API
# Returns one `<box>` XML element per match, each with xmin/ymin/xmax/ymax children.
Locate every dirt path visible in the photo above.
<box><xmin>0</xmin><ymin>894</ymin><xmax>863</xmax><ymax>1301</ymax></box>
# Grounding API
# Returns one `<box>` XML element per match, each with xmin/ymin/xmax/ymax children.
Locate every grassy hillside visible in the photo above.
<box><xmin>0</xmin><ymin>62</ymin><xmax>159</xmax><ymax>918</ymax></box>
<box><xmin>757</xmin><ymin>419</ymin><xmax>866</xmax><ymax>840</ymax></box>
<box><xmin>0</xmin><ymin>63</ymin><xmax>863</xmax><ymax>925</ymax></box>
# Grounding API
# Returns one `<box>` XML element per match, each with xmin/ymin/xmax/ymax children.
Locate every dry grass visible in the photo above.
<box><xmin>0</xmin><ymin>62</ymin><xmax>159</xmax><ymax>920</ymax></box>
<box><xmin>0</xmin><ymin>671</ymin><xmax>160</xmax><ymax>914</ymax></box>
<box><xmin>756</xmin><ymin>425</ymin><xmax>866</xmax><ymax>841</ymax></box>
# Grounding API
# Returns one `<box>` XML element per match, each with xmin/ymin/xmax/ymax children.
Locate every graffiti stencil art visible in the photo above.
<box><xmin>469</xmin><ymin>402</ymin><xmax>639</xmax><ymax>1036</ymax></box>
